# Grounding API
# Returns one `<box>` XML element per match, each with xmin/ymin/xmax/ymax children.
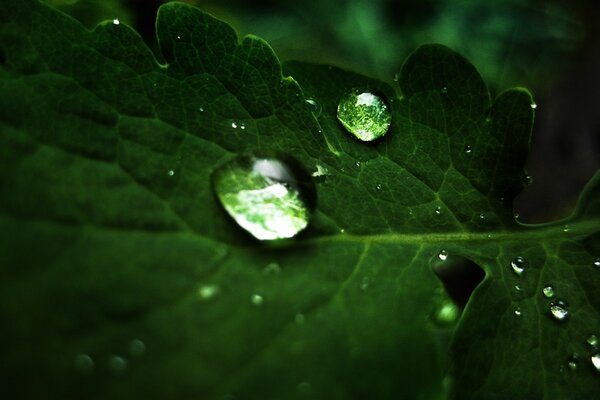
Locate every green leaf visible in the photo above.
<box><xmin>0</xmin><ymin>1</ymin><xmax>598</xmax><ymax>400</ymax></box>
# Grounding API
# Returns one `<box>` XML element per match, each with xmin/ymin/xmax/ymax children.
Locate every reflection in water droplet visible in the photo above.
<box><xmin>568</xmin><ymin>353</ymin><xmax>579</xmax><ymax>370</ymax></box>
<box><xmin>587</xmin><ymin>334</ymin><xmax>598</xmax><ymax>348</ymax></box>
<box><xmin>212</xmin><ymin>156</ymin><xmax>313</xmax><ymax>240</ymax></box>
<box><xmin>112</xmin><ymin>18</ymin><xmax>120</xmax><ymax>25</ymax></box>
<box><xmin>550</xmin><ymin>300</ymin><xmax>569</xmax><ymax>321</ymax></box>
<box><xmin>514</xmin><ymin>307</ymin><xmax>522</xmax><ymax>316</ymax></box>
<box><xmin>251</xmin><ymin>293</ymin><xmax>264</xmax><ymax>306</ymax></box>
<box><xmin>74</xmin><ymin>354</ymin><xmax>95</xmax><ymax>374</ymax></box>
<box><xmin>295</xmin><ymin>313</ymin><xmax>305</xmax><ymax>324</ymax></box>
<box><xmin>198</xmin><ymin>284</ymin><xmax>220</xmax><ymax>300</ymax></box>
<box><xmin>510</xmin><ymin>256</ymin><xmax>525</xmax><ymax>276</ymax></box>
<box><xmin>542</xmin><ymin>285</ymin><xmax>555</xmax><ymax>298</ymax></box>
<box><xmin>438</xmin><ymin>250</ymin><xmax>448</xmax><ymax>261</ymax></box>
<box><xmin>337</xmin><ymin>90</ymin><xmax>392</xmax><ymax>141</ymax></box>
<box><xmin>592</xmin><ymin>353</ymin><xmax>600</xmax><ymax>372</ymax></box>
<box><xmin>107</xmin><ymin>355</ymin><xmax>128</xmax><ymax>375</ymax></box>
<box><xmin>129</xmin><ymin>339</ymin><xmax>146</xmax><ymax>357</ymax></box>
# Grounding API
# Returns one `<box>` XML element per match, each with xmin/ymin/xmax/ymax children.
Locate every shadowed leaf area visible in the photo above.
<box><xmin>0</xmin><ymin>1</ymin><xmax>598</xmax><ymax>399</ymax></box>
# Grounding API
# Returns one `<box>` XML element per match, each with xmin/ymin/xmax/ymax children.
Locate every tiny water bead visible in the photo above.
<box><xmin>251</xmin><ymin>293</ymin><xmax>264</xmax><ymax>306</ymax></box>
<box><xmin>594</xmin><ymin>258</ymin><xmax>600</xmax><ymax>268</ymax></box>
<box><xmin>510</xmin><ymin>256</ymin><xmax>526</xmax><ymax>276</ymax></box>
<box><xmin>568</xmin><ymin>353</ymin><xmax>579</xmax><ymax>370</ymax></box>
<box><xmin>262</xmin><ymin>262</ymin><xmax>281</xmax><ymax>275</ymax></box>
<box><xmin>305</xmin><ymin>99</ymin><xmax>322</xmax><ymax>116</ymax></box>
<box><xmin>435</xmin><ymin>206</ymin><xmax>442</xmax><ymax>215</ymax></box>
<box><xmin>112</xmin><ymin>18</ymin><xmax>120</xmax><ymax>25</ymax></box>
<box><xmin>514</xmin><ymin>307</ymin><xmax>522</xmax><ymax>316</ymax></box>
<box><xmin>198</xmin><ymin>284</ymin><xmax>220</xmax><ymax>300</ymax></box>
<box><xmin>336</xmin><ymin>89</ymin><xmax>392</xmax><ymax>141</ymax></box>
<box><xmin>435</xmin><ymin>300</ymin><xmax>460</xmax><ymax>324</ymax></box>
<box><xmin>360</xmin><ymin>277</ymin><xmax>369</xmax><ymax>291</ymax></box>
<box><xmin>438</xmin><ymin>250</ymin><xmax>448</xmax><ymax>261</ymax></box>
<box><xmin>464</xmin><ymin>145</ymin><xmax>473</xmax><ymax>154</ymax></box>
<box><xmin>212</xmin><ymin>156</ymin><xmax>314</xmax><ymax>240</ymax></box>
<box><xmin>542</xmin><ymin>285</ymin><xmax>555</xmax><ymax>298</ymax></box>
<box><xmin>167</xmin><ymin>169</ymin><xmax>175</xmax><ymax>177</ymax></box>
<box><xmin>514</xmin><ymin>284</ymin><xmax>522</xmax><ymax>292</ymax></box>
<box><xmin>587</xmin><ymin>334</ymin><xmax>599</xmax><ymax>348</ymax></box>
<box><xmin>530</xmin><ymin>102</ymin><xmax>537</xmax><ymax>109</ymax></box>
<box><xmin>549</xmin><ymin>300</ymin><xmax>569</xmax><ymax>321</ymax></box>
<box><xmin>74</xmin><ymin>354</ymin><xmax>95</xmax><ymax>374</ymax></box>
<box><xmin>129</xmin><ymin>339</ymin><xmax>146</xmax><ymax>357</ymax></box>
<box><xmin>107</xmin><ymin>355</ymin><xmax>128</xmax><ymax>375</ymax></box>
<box><xmin>295</xmin><ymin>313</ymin><xmax>305</xmax><ymax>324</ymax></box>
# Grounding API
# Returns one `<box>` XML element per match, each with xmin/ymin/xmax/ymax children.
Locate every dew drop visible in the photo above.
<box><xmin>438</xmin><ymin>249</ymin><xmax>448</xmax><ymax>261</ymax></box>
<box><xmin>514</xmin><ymin>307</ymin><xmax>522</xmax><ymax>316</ymax></box>
<box><xmin>441</xmin><ymin>86</ymin><xmax>448</xmax><ymax>94</ymax></box>
<box><xmin>129</xmin><ymin>339</ymin><xmax>146</xmax><ymax>357</ymax></box>
<box><xmin>199</xmin><ymin>106</ymin><xmax>204</xmax><ymax>112</ymax></box>
<box><xmin>563</xmin><ymin>225</ymin><xmax>570</xmax><ymax>233</ymax></box>
<box><xmin>251</xmin><ymin>293</ymin><xmax>264</xmax><ymax>306</ymax></box>
<box><xmin>231</xmin><ymin>122</ymin><xmax>238</xmax><ymax>129</ymax></box>
<box><xmin>393</xmin><ymin>73</ymin><xmax>400</xmax><ymax>82</ymax></box>
<box><xmin>295</xmin><ymin>313</ymin><xmax>305</xmax><ymax>324</ymax></box>
<box><xmin>592</xmin><ymin>353</ymin><xmax>600</xmax><ymax>372</ymax></box>
<box><xmin>107</xmin><ymin>355</ymin><xmax>128</xmax><ymax>375</ymax></box>
<box><xmin>435</xmin><ymin>206</ymin><xmax>442</xmax><ymax>215</ymax></box>
<box><xmin>305</xmin><ymin>98</ymin><xmax>321</xmax><ymax>116</ymax></box>
<box><xmin>112</xmin><ymin>18</ymin><xmax>120</xmax><ymax>25</ymax></box>
<box><xmin>337</xmin><ymin>90</ymin><xmax>392</xmax><ymax>141</ymax></box>
<box><xmin>360</xmin><ymin>277</ymin><xmax>369</xmax><ymax>291</ymax></box>
<box><xmin>464</xmin><ymin>145</ymin><xmax>472</xmax><ymax>154</ymax></box>
<box><xmin>542</xmin><ymin>285</ymin><xmax>555</xmax><ymax>298</ymax></box>
<box><xmin>176</xmin><ymin>35</ymin><xmax>181</xmax><ymax>40</ymax></box>
<box><xmin>530</xmin><ymin>102</ymin><xmax>537</xmax><ymax>109</ymax></box>
<box><xmin>514</xmin><ymin>284</ymin><xmax>522</xmax><ymax>292</ymax></box>
<box><xmin>240</xmin><ymin>123</ymin><xmax>246</xmax><ymax>130</ymax></box>
<box><xmin>593</xmin><ymin>258</ymin><xmax>600</xmax><ymax>268</ymax></box>
<box><xmin>510</xmin><ymin>256</ymin><xmax>525</xmax><ymax>276</ymax></box>
<box><xmin>479</xmin><ymin>213</ymin><xmax>485</xmax><ymax>220</ymax></box>
<box><xmin>587</xmin><ymin>334</ymin><xmax>598</xmax><ymax>348</ymax></box>
<box><xmin>74</xmin><ymin>354</ymin><xmax>95</xmax><ymax>375</ymax></box>
<box><xmin>167</xmin><ymin>169</ymin><xmax>175</xmax><ymax>177</ymax></box>
<box><xmin>549</xmin><ymin>300</ymin><xmax>569</xmax><ymax>321</ymax></box>
<box><xmin>568</xmin><ymin>353</ymin><xmax>579</xmax><ymax>370</ymax></box>
<box><xmin>263</xmin><ymin>262</ymin><xmax>281</xmax><ymax>275</ymax></box>
<box><xmin>212</xmin><ymin>156</ymin><xmax>313</xmax><ymax>240</ymax></box>
<box><xmin>198</xmin><ymin>284</ymin><xmax>220</xmax><ymax>300</ymax></box>
<box><xmin>376</xmin><ymin>183</ymin><xmax>382</xmax><ymax>190</ymax></box>
<box><xmin>435</xmin><ymin>300</ymin><xmax>459</xmax><ymax>324</ymax></box>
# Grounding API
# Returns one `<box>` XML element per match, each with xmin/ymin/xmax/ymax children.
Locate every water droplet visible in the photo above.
<box><xmin>514</xmin><ymin>284</ymin><xmax>522</xmax><ymax>292</ymax></box>
<box><xmin>263</xmin><ymin>262</ymin><xmax>281</xmax><ymax>275</ymax></box>
<box><xmin>240</xmin><ymin>123</ymin><xmax>246</xmax><ymax>130</ymax></box>
<box><xmin>305</xmin><ymin>99</ymin><xmax>321</xmax><ymax>116</ymax></box>
<box><xmin>296</xmin><ymin>381</ymin><xmax>312</xmax><ymax>397</ymax></box>
<box><xmin>112</xmin><ymin>18</ymin><xmax>120</xmax><ymax>25</ymax></box>
<box><xmin>231</xmin><ymin>122</ymin><xmax>238</xmax><ymax>129</ymax></box>
<box><xmin>479</xmin><ymin>213</ymin><xmax>485</xmax><ymax>220</ymax></box>
<box><xmin>513</xmin><ymin>212</ymin><xmax>520</xmax><ymax>220</ymax></box>
<box><xmin>592</xmin><ymin>353</ymin><xmax>600</xmax><ymax>372</ymax></box>
<box><xmin>176</xmin><ymin>35</ymin><xmax>181</xmax><ymax>40</ymax></box>
<box><xmin>393</xmin><ymin>73</ymin><xmax>400</xmax><ymax>82</ymax></box>
<box><xmin>212</xmin><ymin>156</ymin><xmax>313</xmax><ymax>240</ymax></box>
<box><xmin>514</xmin><ymin>307</ymin><xmax>522</xmax><ymax>316</ymax></box>
<box><xmin>360</xmin><ymin>277</ymin><xmax>369</xmax><ymax>291</ymax></box>
<box><xmin>438</xmin><ymin>250</ymin><xmax>448</xmax><ymax>261</ymax></box>
<box><xmin>129</xmin><ymin>339</ymin><xmax>145</xmax><ymax>357</ymax></box>
<box><xmin>435</xmin><ymin>300</ymin><xmax>459</xmax><ymax>324</ymax></box>
<box><xmin>587</xmin><ymin>334</ymin><xmax>598</xmax><ymax>348</ymax></box>
<box><xmin>167</xmin><ymin>169</ymin><xmax>175</xmax><ymax>177</ymax></box>
<box><xmin>568</xmin><ymin>353</ymin><xmax>579</xmax><ymax>370</ymax></box>
<box><xmin>441</xmin><ymin>86</ymin><xmax>448</xmax><ymax>94</ymax></box>
<box><xmin>593</xmin><ymin>258</ymin><xmax>600</xmax><ymax>268</ymax></box>
<box><xmin>550</xmin><ymin>300</ymin><xmax>569</xmax><ymax>321</ymax></box>
<box><xmin>355</xmin><ymin>161</ymin><xmax>361</xmax><ymax>168</ymax></box>
<box><xmin>295</xmin><ymin>313</ymin><xmax>305</xmax><ymax>324</ymax></box>
<box><xmin>510</xmin><ymin>256</ymin><xmax>525</xmax><ymax>276</ymax></box>
<box><xmin>107</xmin><ymin>355</ymin><xmax>128</xmax><ymax>375</ymax></box>
<box><xmin>435</xmin><ymin>206</ymin><xmax>442</xmax><ymax>215</ymax></box>
<box><xmin>376</xmin><ymin>183</ymin><xmax>382</xmax><ymax>190</ymax></box>
<box><xmin>464</xmin><ymin>145</ymin><xmax>472</xmax><ymax>154</ymax></box>
<box><xmin>542</xmin><ymin>285</ymin><xmax>555</xmax><ymax>298</ymax></box>
<box><xmin>530</xmin><ymin>102</ymin><xmax>537</xmax><ymax>109</ymax></box>
<box><xmin>336</xmin><ymin>90</ymin><xmax>391</xmax><ymax>141</ymax></box>
<box><xmin>199</xmin><ymin>106</ymin><xmax>204</xmax><ymax>112</ymax></box>
<box><xmin>563</xmin><ymin>225</ymin><xmax>570</xmax><ymax>233</ymax></box>
<box><xmin>251</xmin><ymin>293</ymin><xmax>264</xmax><ymax>306</ymax></box>
<box><xmin>340</xmin><ymin>228</ymin><xmax>345</xmax><ymax>233</ymax></box>
<box><xmin>198</xmin><ymin>284</ymin><xmax>220</xmax><ymax>300</ymax></box>
<box><xmin>74</xmin><ymin>354</ymin><xmax>94</xmax><ymax>374</ymax></box>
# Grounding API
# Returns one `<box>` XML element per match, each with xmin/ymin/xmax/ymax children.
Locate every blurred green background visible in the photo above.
<box><xmin>46</xmin><ymin>0</ymin><xmax>600</xmax><ymax>223</ymax></box>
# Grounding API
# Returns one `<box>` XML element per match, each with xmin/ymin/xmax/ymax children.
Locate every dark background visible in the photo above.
<box><xmin>48</xmin><ymin>0</ymin><xmax>600</xmax><ymax>223</ymax></box>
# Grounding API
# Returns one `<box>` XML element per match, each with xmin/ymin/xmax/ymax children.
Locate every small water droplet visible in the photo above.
<box><xmin>296</xmin><ymin>381</ymin><xmax>312</xmax><ymax>397</ymax></box>
<box><xmin>542</xmin><ymin>285</ymin><xmax>555</xmax><ymax>298</ymax></box>
<box><xmin>167</xmin><ymin>169</ymin><xmax>175</xmax><ymax>177</ymax></box>
<box><xmin>212</xmin><ymin>156</ymin><xmax>313</xmax><ymax>240</ymax></box>
<box><xmin>513</xmin><ymin>212</ymin><xmax>520</xmax><ymax>220</ymax></box>
<box><xmin>355</xmin><ymin>161</ymin><xmax>361</xmax><ymax>168</ymax></box>
<box><xmin>438</xmin><ymin>250</ymin><xmax>448</xmax><ymax>261</ymax></box>
<box><xmin>550</xmin><ymin>300</ymin><xmax>569</xmax><ymax>321</ymax></box>
<box><xmin>231</xmin><ymin>122</ymin><xmax>238</xmax><ymax>129</ymax></box>
<box><xmin>198</xmin><ymin>284</ymin><xmax>220</xmax><ymax>300</ymax></box>
<box><xmin>340</xmin><ymin>228</ymin><xmax>346</xmax><ymax>233</ymax></box>
<box><xmin>263</xmin><ymin>262</ymin><xmax>281</xmax><ymax>275</ymax></box>
<box><xmin>112</xmin><ymin>18</ymin><xmax>120</xmax><ymax>25</ymax></box>
<box><xmin>337</xmin><ymin>90</ymin><xmax>392</xmax><ymax>141</ymax></box>
<box><xmin>479</xmin><ymin>213</ymin><xmax>485</xmax><ymax>220</ymax></box>
<box><xmin>563</xmin><ymin>225</ymin><xmax>570</xmax><ymax>233</ymax></box>
<box><xmin>510</xmin><ymin>256</ymin><xmax>525</xmax><ymax>276</ymax></box>
<box><xmin>305</xmin><ymin>99</ymin><xmax>321</xmax><ymax>116</ymax></box>
<box><xmin>514</xmin><ymin>284</ymin><xmax>522</xmax><ymax>292</ymax></box>
<box><xmin>435</xmin><ymin>300</ymin><xmax>459</xmax><ymax>324</ymax></box>
<box><xmin>240</xmin><ymin>123</ymin><xmax>246</xmax><ymax>130</ymax></box>
<box><xmin>74</xmin><ymin>354</ymin><xmax>94</xmax><ymax>375</ymax></box>
<box><xmin>129</xmin><ymin>339</ymin><xmax>146</xmax><ymax>357</ymax></box>
<box><xmin>107</xmin><ymin>355</ymin><xmax>128</xmax><ymax>375</ymax></box>
<box><xmin>376</xmin><ymin>183</ymin><xmax>382</xmax><ymax>190</ymax></box>
<box><xmin>393</xmin><ymin>73</ymin><xmax>400</xmax><ymax>82</ymax></box>
<box><xmin>592</xmin><ymin>353</ymin><xmax>600</xmax><ymax>372</ymax></box>
<box><xmin>199</xmin><ymin>106</ymin><xmax>204</xmax><ymax>112</ymax></box>
<box><xmin>568</xmin><ymin>353</ymin><xmax>579</xmax><ymax>370</ymax></box>
<box><xmin>435</xmin><ymin>206</ymin><xmax>442</xmax><ymax>215</ymax></box>
<box><xmin>514</xmin><ymin>307</ymin><xmax>522</xmax><ymax>316</ymax></box>
<box><xmin>587</xmin><ymin>334</ymin><xmax>598</xmax><ymax>348</ymax></box>
<box><xmin>441</xmin><ymin>86</ymin><xmax>448</xmax><ymax>94</ymax></box>
<box><xmin>593</xmin><ymin>257</ymin><xmax>600</xmax><ymax>268</ymax></box>
<box><xmin>360</xmin><ymin>277</ymin><xmax>369</xmax><ymax>291</ymax></box>
<box><xmin>251</xmin><ymin>293</ymin><xmax>264</xmax><ymax>306</ymax></box>
<box><xmin>295</xmin><ymin>313</ymin><xmax>305</xmax><ymax>324</ymax></box>
<box><xmin>464</xmin><ymin>145</ymin><xmax>472</xmax><ymax>154</ymax></box>
<box><xmin>530</xmin><ymin>102</ymin><xmax>537</xmax><ymax>109</ymax></box>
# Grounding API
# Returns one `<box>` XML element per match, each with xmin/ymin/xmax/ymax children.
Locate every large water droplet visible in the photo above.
<box><xmin>129</xmin><ymin>339</ymin><xmax>146</xmax><ymax>357</ymax></box>
<box><xmin>107</xmin><ymin>355</ymin><xmax>128</xmax><ymax>375</ymax></box>
<box><xmin>212</xmin><ymin>156</ymin><xmax>313</xmax><ymax>240</ymax></box>
<box><xmin>74</xmin><ymin>354</ymin><xmax>95</xmax><ymax>375</ymax></box>
<box><xmin>592</xmin><ymin>353</ymin><xmax>600</xmax><ymax>372</ymax></box>
<box><xmin>587</xmin><ymin>334</ymin><xmax>599</xmax><ymax>348</ymax></box>
<box><xmin>510</xmin><ymin>256</ymin><xmax>525</xmax><ymax>276</ymax></box>
<box><xmin>542</xmin><ymin>285</ymin><xmax>555</xmax><ymax>298</ymax></box>
<box><xmin>198</xmin><ymin>284</ymin><xmax>220</xmax><ymax>300</ymax></box>
<box><xmin>251</xmin><ymin>293</ymin><xmax>264</xmax><ymax>306</ymax></box>
<box><xmin>550</xmin><ymin>300</ymin><xmax>569</xmax><ymax>321</ymax></box>
<box><xmin>337</xmin><ymin>90</ymin><xmax>391</xmax><ymax>141</ymax></box>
